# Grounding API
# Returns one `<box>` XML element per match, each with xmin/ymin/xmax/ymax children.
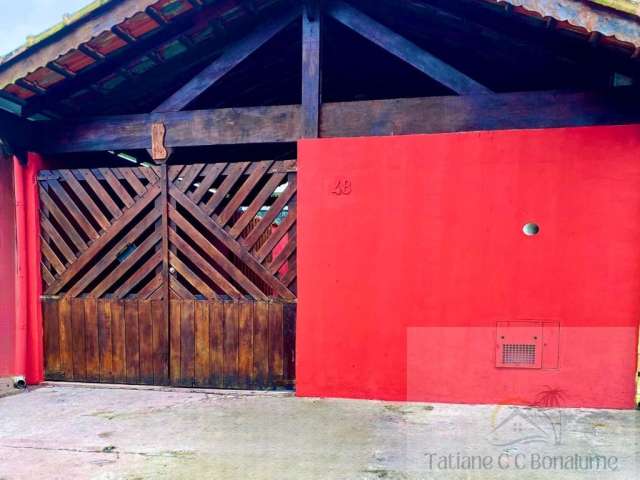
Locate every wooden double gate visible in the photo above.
<box><xmin>39</xmin><ymin>160</ymin><xmax>297</xmax><ymax>389</ymax></box>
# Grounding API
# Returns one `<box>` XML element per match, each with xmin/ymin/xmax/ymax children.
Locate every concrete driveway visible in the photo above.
<box><xmin>0</xmin><ymin>384</ymin><xmax>638</xmax><ymax>479</ymax></box>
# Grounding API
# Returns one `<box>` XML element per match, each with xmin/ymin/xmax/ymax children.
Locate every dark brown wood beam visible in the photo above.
<box><xmin>301</xmin><ymin>0</ymin><xmax>323</xmax><ymax>138</ymax></box>
<box><xmin>153</xmin><ymin>7</ymin><xmax>301</xmax><ymax>113</ymax></box>
<box><xmin>327</xmin><ymin>0</ymin><xmax>492</xmax><ymax>96</ymax></box>
<box><xmin>32</xmin><ymin>89</ymin><xmax>640</xmax><ymax>154</ymax></box>
<box><xmin>37</xmin><ymin>105</ymin><xmax>303</xmax><ymax>153</ymax></box>
<box><xmin>321</xmin><ymin>89</ymin><xmax>640</xmax><ymax>137</ymax></box>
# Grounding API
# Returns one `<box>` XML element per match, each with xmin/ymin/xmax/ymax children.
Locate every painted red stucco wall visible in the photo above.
<box><xmin>23</xmin><ymin>153</ymin><xmax>45</xmax><ymax>384</ymax></box>
<box><xmin>297</xmin><ymin>125</ymin><xmax>640</xmax><ymax>409</ymax></box>
<box><xmin>6</xmin><ymin>153</ymin><xmax>46</xmax><ymax>384</ymax></box>
<box><xmin>0</xmin><ymin>153</ymin><xmax>16</xmax><ymax>377</ymax></box>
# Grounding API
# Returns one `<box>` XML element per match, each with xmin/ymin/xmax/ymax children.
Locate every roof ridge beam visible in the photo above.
<box><xmin>327</xmin><ymin>0</ymin><xmax>493</xmax><ymax>95</ymax></box>
<box><xmin>152</xmin><ymin>6</ymin><xmax>301</xmax><ymax>113</ymax></box>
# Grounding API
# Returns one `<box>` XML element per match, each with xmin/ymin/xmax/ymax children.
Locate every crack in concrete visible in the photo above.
<box><xmin>0</xmin><ymin>444</ymin><xmax>194</xmax><ymax>459</ymax></box>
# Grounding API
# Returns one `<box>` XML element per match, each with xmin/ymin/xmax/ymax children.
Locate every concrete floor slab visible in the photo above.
<box><xmin>0</xmin><ymin>384</ymin><xmax>638</xmax><ymax>479</ymax></box>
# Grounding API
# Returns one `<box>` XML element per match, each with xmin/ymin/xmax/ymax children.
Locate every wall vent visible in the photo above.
<box><xmin>502</xmin><ymin>344</ymin><xmax>537</xmax><ymax>365</ymax></box>
<box><xmin>496</xmin><ymin>321</ymin><xmax>545</xmax><ymax>369</ymax></box>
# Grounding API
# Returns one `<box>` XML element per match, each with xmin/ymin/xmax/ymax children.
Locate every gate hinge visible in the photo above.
<box><xmin>40</xmin><ymin>295</ymin><xmax>61</xmax><ymax>301</ymax></box>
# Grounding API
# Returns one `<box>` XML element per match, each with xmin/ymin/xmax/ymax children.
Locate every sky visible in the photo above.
<box><xmin>0</xmin><ymin>0</ymin><xmax>93</xmax><ymax>55</ymax></box>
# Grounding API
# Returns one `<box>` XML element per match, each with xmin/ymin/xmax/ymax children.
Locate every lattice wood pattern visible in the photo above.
<box><xmin>38</xmin><ymin>167</ymin><xmax>164</xmax><ymax>300</ymax></box>
<box><xmin>168</xmin><ymin>160</ymin><xmax>297</xmax><ymax>301</ymax></box>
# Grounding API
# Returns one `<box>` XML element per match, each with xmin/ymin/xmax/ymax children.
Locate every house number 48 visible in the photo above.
<box><xmin>332</xmin><ymin>178</ymin><xmax>352</xmax><ymax>196</ymax></box>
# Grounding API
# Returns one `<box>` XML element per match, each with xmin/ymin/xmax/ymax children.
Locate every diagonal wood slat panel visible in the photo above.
<box><xmin>40</xmin><ymin>216</ymin><xmax>77</xmax><ymax>263</ymax></box>
<box><xmin>168</xmin><ymin>160</ymin><xmax>297</xmax><ymax>301</ymax></box>
<box><xmin>168</xmin><ymin>228</ymin><xmax>243</xmax><ymax>300</ymax></box>
<box><xmin>190</xmin><ymin>163</ymin><xmax>226</xmax><ymax>203</ymax></box>
<box><xmin>202</xmin><ymin>162</ymin><xmax>250</xmax><ymax>216</ymax></box>
<box><xmin>99</xmin><ymin>168</ymin><xmax>135</xmax><ymax>208</ymax></box>
<box><xmin>39</xmin><ymin>186</ymin><xmax>88</xmax><ymax>252</ymax></box>
<box><xmin>80</xmin><ymin>169</ymin><xmax>123</xmax><ymax>219</ymax></box>
<box><xmin>113</xmin><ymin>251</ymin><xmax>163</xmax><ymax>299</ymax></box>
<box><xmin>169</xmin><ymin>206</ymin><xmax>268</xmax><ymax>300</ymax></box>
<box><xmin>170</xmin><ymin>186</ymin><xmax>295</xmax><ymax>299</ymax></box>
<box><xmin>229</xmin><ymin>171</ymin><xmax>286</xmax><ymax>239</ymax></box>
<box><xmin>244</xmin><ymin>177</ymin><xmax>297</xmax><ymax>249</ymax></box>
<box><xmin>41</xmin><ymin>239</ymin><xmax>67</xmax><ymax>275</ymax></box>
<box><xmin>90</xmin><ymin>230</ymin><xmax>162</xmax><ymax>298</ymax></box>
<box><xmin>255</xmin><ymin>204</ymin><xmax>296</xmax><ymax>263</ymax></box>
<box><xmin>59</xmin><ymin>169</ymin><xmax>111</xmax><ymax>231</ymax></box>
<box><xmin>46</xmin><ymin>179</ymin><xmax>100</xmax><ymax>240</ymax></box>
<box><xmin>66</xmin><ymin>208</ymin><xmax>162</xmax><ymax>298</ymax></box>
<box><xmin>216</xmin><ymin>161</ymin><xmax>272</xmax><ymax>227</ymax></box>
<box><xmin>177</xmin><ymin>165</ymin><xmax>206</xmax><ymax>193</ymax></box>
<box><xmin>268</xmin><ymin>229</ymin><xmax>297</xmax><ymax>275</ymax></box>
<box><xmin>169</xmin><ymin>206</ymin><xmax>268</xmax><ymax>301</ymax></box>
<box><xmin>40</xmin><ymin>168</ymin><xmax>161</xmax><ymax>297</ymax></box>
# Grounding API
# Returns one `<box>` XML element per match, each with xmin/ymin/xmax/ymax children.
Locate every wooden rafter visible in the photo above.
<box><xmin>327</xmin><ymin>0</ymin><xmax>492</xmax><ymax>95</ymax></box>
<box><xmin>33</xmin><ymin>88</ymin><xmax>640</xmax><ymax>153</ymax></box>
<box><xmin>153</xmin><ymin>7</ymin><xmax>301</xmax><ymax>113</ymax></box>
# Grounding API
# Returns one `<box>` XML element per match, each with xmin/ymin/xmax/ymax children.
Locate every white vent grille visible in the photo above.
<box><xmin>502</xmin><ymin>344</ymin><xmax>536</xmax><ymax>365</ymax></box>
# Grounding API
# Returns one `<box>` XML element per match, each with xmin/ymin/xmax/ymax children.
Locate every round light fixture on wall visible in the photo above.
<box><xmin>522</xmin><ymin>223</ymin><xmax>540</xmax><ymax>236</ymax></box>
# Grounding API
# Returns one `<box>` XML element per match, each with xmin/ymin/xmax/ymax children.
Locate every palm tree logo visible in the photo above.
<box><xmin>487</xmin><ymin>387</ymin><xmax>565</xmax><ymax>447</ymax></box>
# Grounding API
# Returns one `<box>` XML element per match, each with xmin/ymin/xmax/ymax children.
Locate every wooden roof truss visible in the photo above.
<box><xmin>2</xmin><ymin>0</ymin><xmax>640</xmax><ymax>156</ymax></box>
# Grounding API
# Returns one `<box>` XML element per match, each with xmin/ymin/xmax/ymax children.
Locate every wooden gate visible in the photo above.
<box><xmin>39</xmin><ymin>160</ymin><xmax>297</xmax><ymax>389</ymax></box>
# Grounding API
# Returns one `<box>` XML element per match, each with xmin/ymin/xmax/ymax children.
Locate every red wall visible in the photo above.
<box><xmin>0</xmin><ymin>153</ymin><xmax>16</xmax><ymax>377</ymax></box>
<box><xmin>297</xmin><ymin>125</ymin><xmax>640</xmax><ymax>409</ymax></box>
<box><xmin>23</xmin><ymin>153</ymin><xmax>45</xmax><ymax>384</ymax></box>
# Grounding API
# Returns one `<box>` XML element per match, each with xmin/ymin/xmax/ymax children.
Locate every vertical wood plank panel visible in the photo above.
<box><xmin>238</xmin><ymin>302</ymin><xmax>254</xmax><ymax>388</ymax></box>
<box><xmin>124</xmin><ymin>301</ymin><xmax>140</xmax><ymax>383</ymax></box>
<box><xmin>111</xmin><ymin>300</ymin><xmax>126</xmax><ymax>383</ymax></box>
<box><xmin>268</xmin><ymin>302</ymin><xmax>284</xmax><ymax>383</ymax></box>
<box><xmin>160</xmin><ymin>164</ymin><xmax>172</xmax><ymax>384</ymax></box>
<box><xmin>180</xmin><ymin>300</ymin><xmax>196</xmax><ymax>387</ymax></box>
<box><xmin>209</xmin><ymin>301</ymin><xmax>224</xmax><ymax>388</ymax></box>
<box><xmin>253</xmin><ymin>302</ymin><xmax>269</xmax><ymax>388</ymax></box>
<box><xmin>152</xmin><ymin>299</ymin><xmax>169</xmax><ymax>385</ymax></box>
<box><xmin>97</xmin><ymin>300</ymin><xmax>113</xmax><ymax>383</ymax></box>
<box><xmin>138</xmin><ymin>300</ymin><xmax>154</xmax><ymax>385</ymax></box>
<box><xmin>71</xmin><ymin>299</ymin><xmax>87</xmax><ymax>380</ymax></box>
<box><xmin>58</xmin><ymin>297</ymin><xmax>74</xmax><ymax>380</ymax></box>
<box><xmin>283</xmin><ymin>302</ymin><xmax>296</xmax><ymax>387</ymax></box>
<box><xmin>84</xmin><ymin>298</ymin><xmax>100</xmax><ymax>382</ymax></box>
<box><xmin>223</xmin><ymin>302</ymin><xmax>239</xmax><ymax>388</ymax></box>
<box><xmin>170</xmin><ymin>300</ymin><xmax>181</xmax><ymax>385</ymax></box>
<box><xmin>43</xmin><ymin>300</ymin><xmax>60</xmax><ymax>377</ymax></box>
<box><xmin>194</xmin><ymin>302</ymin><xmax>210</xmax><ymax>386</ymax></box>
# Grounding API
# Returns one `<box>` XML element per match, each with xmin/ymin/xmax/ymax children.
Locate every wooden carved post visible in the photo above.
<box><xmin>151</xmin><ymin>122</ymin><xmax>169</xmax><ymax>162</ymax></box>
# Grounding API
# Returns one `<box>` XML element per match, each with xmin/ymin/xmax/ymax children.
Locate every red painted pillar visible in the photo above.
<box><xmin>0</xmin><ymin>151</ymin><xmax>17</xmax><ymax>377</ymax></box>
<box><xmin>12</xmin><ymin>156</ymin><xmax>26</xmax><ymax>378</ymax></box>
<box><xmin>13</xmin><ymin>153</ymin><xmax>45</xmax><ymax>384</ymax></box>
